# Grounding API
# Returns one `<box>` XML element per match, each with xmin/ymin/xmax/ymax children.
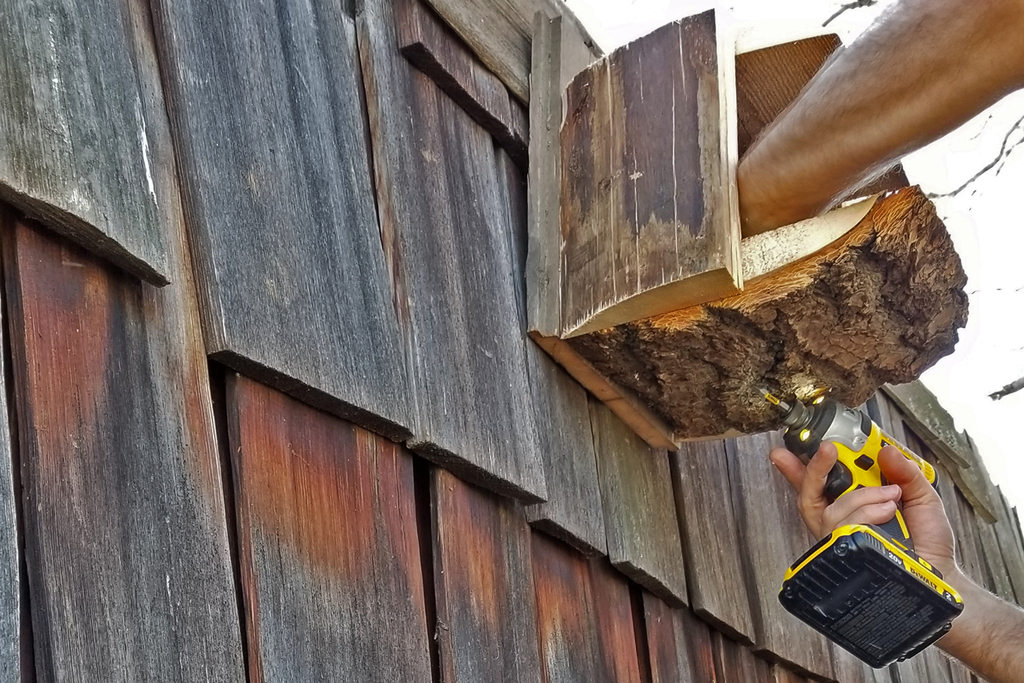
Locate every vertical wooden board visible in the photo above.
<box><xmin>526</xmin><ymin>12</ymin><xmax>563</xmax><ymax>337</ymax></box>
<box><xmin>358</xmin><ymin>0</ymin><xmax>546</xmax><ymax>502</ymax></box>
<box><xmin>151</xmin><ymin>0</ymin><xmax>412</xmax><ymax>440</ymax></box>
<box><xmin>712</xmin><ymin>632</ymin><xmax>771</xmax><ymax>683</ymax></box>
<box><xmin>531</xmin><ymin>532</ymin><xmax>642</xmax><ymax>683</ymax></box>
<box><xmin>727</xmin><ymin>432</ymin><xmax>834</xmax><ymax>679</ymax></box>
<box><xmin>431</xmin><ymin>468</ymin><xmax>542</xmax><ymax>683</ymax></box>
<box><xmin>394</xmin><ymin>0</ymin><xmax>526</xmax><ymax>166</ymax></box>
<box><xmin>895</xmin><ymin>649</ymin><xmax>951</xmax><ymax>683</ymax></box>
<box><xmin>643</xmin><ymin>595</ymin><xmax>717</xmax><ymax>683</ymax></box>
<box><xmin>590</xmin><ymin>399</ymin><xmax>687</xmax><ymax>605</ymax></box>
<box><xmin>993</xmin><ymin>490</ymin><xmax>1024</xmax><ymax>602</ymax></box>
<box><xmin>560</xmin><ymin>12</ymin><xmax>740</xmax><ymax>337</ymax></box>
<box><xmin>0</xmin><ymin>212</ymin><xmax>16</xmax><ymax>683</ymax></box>
<box><xmin>976</xmin><ymin>514</ymin><xmax>1015</xmax><ymax>602</ymax></box>
<box><xmin>3</xmin><ymin>218</ymin><xmax>245</xmax><ymax>678</ymax></box>
<box><xmin>226</xmin><ymin>375</ymin><xmax>431</xmax><ymax>682</ymax></box>
<box><xmin>671</xmin><ymin>440</ymin><xmax>755</xmax><ymax>641</ymax></box>
<box><xmin>524</xmin><ymin>348</ymin><xmax>607</xmax><ymax>555</ymax></box>
<box><xmin>0</xmin><ymin>0</ymin><xmax>169</xmax><ymax>284</ymax></box>
<box><xmin>498</xmin><ymin>130</ymin><xmax>605</xmax><ymax>555</ymax></box>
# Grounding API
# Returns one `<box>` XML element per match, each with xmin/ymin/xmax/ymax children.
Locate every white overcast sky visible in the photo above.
<box><xmin>565</xmin><ymin>0</ymin><xmax>1024</xmax><ymax>509</ymax></box>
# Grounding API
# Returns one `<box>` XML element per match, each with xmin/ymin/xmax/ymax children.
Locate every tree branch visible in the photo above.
<box><xmin>989</xmin><ymin>375</ymin><xmax>1024</xmax><ymax>400</ymax></box>
<box><xmin>928</xmin><ymin>113</ymin><xmax>1024</xmax><ymax>199</ymax></box>
<box><xmin>823</xmin><ymin>0</ymin><xmax>879</xmax><ymax>27</ymax></box>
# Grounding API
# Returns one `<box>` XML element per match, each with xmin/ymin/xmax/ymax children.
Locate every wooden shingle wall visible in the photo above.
<box><xmin>0</xmin><ymin>1</ymin><xmax>1019</xmax><ymax>682</ymax></box>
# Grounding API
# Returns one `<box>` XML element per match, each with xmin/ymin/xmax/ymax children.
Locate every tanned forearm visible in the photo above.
<box><xmin>937</xmin><ymin>565</ymin><xmax>1024</xmax><ymax>682</ymax></box>
<box><xmin>738</xmin><ymin>0</ymin><xmax>1024</xmax><ymax>235</ymax></box>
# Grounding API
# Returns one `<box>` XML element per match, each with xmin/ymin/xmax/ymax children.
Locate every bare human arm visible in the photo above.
<box><xmin>738</xmin><ymin>0</ymin><xmax>1024</xmax><ymax>236</ymax></box>
<box><xmin>771</xmin><ymin>443</ymin><xmax>1024</xmax><ymax>682</ymax></box>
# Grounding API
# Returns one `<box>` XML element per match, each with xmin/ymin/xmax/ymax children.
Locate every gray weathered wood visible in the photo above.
<box><xmin>590</xmin><ymin>398</ymin><xmax>687</xmax><ymax>605</ymax></box>
<box><xmin>420</xmin><ymin>0</ymin><xmax>600</xmax><ymax>101</ymax></box>
<box><xmin>559</xmin><ymin>12</ymin><xmax>740</xmax><ymax>337</ymax></box>
<box><xmin>0</xmin><ymin>212</ymin><xmax>17</xmax><ymax>683</ymax></box>
<box><xmin>643</xmin><ymin>596</ymin><xmax>717</xmax><ymax>683</ymax></box>
<box><xmin>395</xmin><ymin>0</ymin><xmax>527</xmax><ymax>167</ymax></box>
<box><xmin>882</xmin><ymin>383</ymin><xmax>972</xmax><ymax>469</ymax></box>
<box><xmin>431</xmin><ymin>469</ymin><xmax>542</xmax><ymax>683</ymax></box>
<box><xmin>526</xmin><ymin>12</ymin><xmax>563</xmax><ymax>337</ymax></box>
<box><xmin>727</xmin><ymin>432</ymin><xmax>834</xmax><ymax>679</ymax></box>
<box><xmin>2</xmin><ymin>10</ymin><xmax>245</xmax><ymax>671</ymax></box>
<box><xmin>151</xmin><ymin>0</ymin><xmax>413</xmax><ymax>441</ymax></box>
<box><xmin>358</xmin><ymin>0</ymin><xmax>546</xmax><ymax>502</ymax></box>
<box><xmin>0</xmin><ymin>0</ymin><xmax>170</xmax><ymax>284</ymax></box>
<box><xmin>226</xmin><ymin>375</ymin><xmax>432</xmax><ymax>682</ymax></box>
<box><xmin>670</xmin><ymin>440</ymin><xmax>755</xmax><ymax>642</ymax></box>
<box><xmin>498</xmin><ymin>127</ymin><xmax>605</xmax><ymax>554</ymax></box>
<box><xmin>993</xmin><ymin>489</ymin><xmax>1024</xmax><ymax>603</ymax></box>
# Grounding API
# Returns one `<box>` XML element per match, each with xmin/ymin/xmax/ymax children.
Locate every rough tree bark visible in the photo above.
<box><xmin>568</xmin><ymin>187</ymin><xmax>968</xmax><ymax>439</ymax></box>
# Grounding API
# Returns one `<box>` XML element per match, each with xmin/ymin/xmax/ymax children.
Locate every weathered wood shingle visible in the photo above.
<box><xmin>0</xmin><ymin>0</ymin><xmax>170</xmax><ymax>284</ymax></box>
<box><xmin>358</xmin><ymin>0</ymin><xmax>546</xmax><ymax>502</ymax></box>
<box><xmin>151</xmin><ymin>0</ymin><xmax>413</xmax><ymax>440</ymax></box>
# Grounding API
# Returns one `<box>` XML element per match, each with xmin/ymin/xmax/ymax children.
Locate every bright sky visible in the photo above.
<box><xmin>566</xmin><ymin>0</ymin><xmax>1024</xmax><ymax>509</ymax></box>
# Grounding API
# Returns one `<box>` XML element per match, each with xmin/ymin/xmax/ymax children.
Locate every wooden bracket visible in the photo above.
<box><xmin>527</xmin><ymin>12</ymin><xmax>963</xmax><ymax>447</ymax></box>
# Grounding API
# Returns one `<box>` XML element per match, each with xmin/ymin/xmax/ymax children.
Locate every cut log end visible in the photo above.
<box><xmin>568</xmin><ymin>187</ymin><xmax>968</xmax><ymax>440</ymax></box>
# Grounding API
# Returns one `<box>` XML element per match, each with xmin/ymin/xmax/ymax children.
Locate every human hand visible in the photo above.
<box><xmin>770</xmin><ymin>442</ymin><xmax>957</xmax><ymax>575</ymax></box>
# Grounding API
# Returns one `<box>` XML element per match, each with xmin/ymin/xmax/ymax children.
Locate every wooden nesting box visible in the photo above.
<box><xmin>528</xmin><ymin>10</ymin><xmax>967</xmax><ymax>446</ymax></box>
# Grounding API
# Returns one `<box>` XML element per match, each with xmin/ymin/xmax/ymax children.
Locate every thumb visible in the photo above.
<box><xmin>876</xmin><ymin>446</ymin><xmax>939</xmax><ymax>507</ymax></box>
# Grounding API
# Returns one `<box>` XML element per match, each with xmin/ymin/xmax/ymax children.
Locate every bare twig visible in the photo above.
<box><xmin>928</xmin><ymin>113</ymin><xmax>1024</xmax><ymax>199</ymax></box>
<box><xmin>823</xmin><ymin>0</ymin><xmax>879</xmax><ymax>27</ymax></box>
<box><xmin>990</xmin><ymin>375</ymin><xmax>1024</xmax><ymax>400</ymax></box>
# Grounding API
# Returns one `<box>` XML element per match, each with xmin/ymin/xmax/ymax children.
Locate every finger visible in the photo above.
<box><xmin>877</xmin><ymin>446</ymin><xmax>941</xmax><ymax>507</ymax></box>
<box><xmin>822</xmin><ymin>485</ymin><xmax>902</xmax><ymax>529</ymax></box>
<box><xmin>769</xmin><ymin>448</ymin><xmax>805</xmax><ymax>491</ymax></box>
<box><xmin>829</xmin><ymin>500</ymin><xmax>899</xmax><ymax>531</ymax></box>
<box><xmin>801</xmin><ymin>442</ymin><xmax>839</xmax><ymax>501</ymax></box>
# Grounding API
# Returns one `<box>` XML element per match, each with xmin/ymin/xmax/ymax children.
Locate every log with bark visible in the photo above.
<box><xmin>567</xmin><ymin>187</ymin><xmax>968</xmax><ymax>439</ymax></box>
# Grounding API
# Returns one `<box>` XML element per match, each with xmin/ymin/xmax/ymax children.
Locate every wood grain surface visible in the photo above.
<box><xmin>0</xmin><ymin>210</ymin><xmax>17</xmax><ymax>683</ymax></box>
<box><xmin>643</xmin><ymin>596</ymin><xmax>718</xmax><ymax>683</ymax></box>
<box><xmin>0</xmin><ymin>0</ymin><xmax>170</xmax><ymax>284</ymax></box>
<box><xmin>3</xmin><ymin>210</ymin><xmax>244</xmax><ymax>680</ymax></box>
<box><xmin>570</xmin><ymin>188</ymin><xmax>968</xmax><ymax>439</ymax></box>
<box><xmin>727</xmin><ymin>432</ymin><xmax>834</xmax><ymax>679</ymax></box>
<box><xmin>498</xmin><ymin>138</ymin><xmax>606</xmax><ymax>554</ymax></box>
<box><xmin>560</xmin><ymin>12</ymin><xmax>740</xmax><ymax>337</ymax></box>
<box><xmin>419</xmin><ymin>0</ymin><xmax>599</xmax><ymax>101</ymax></box>
<box><xmin>671</xmin><ymin>440</ymin><xmax>755</xmax><ymax>641</ymax></box>
<box><xmin>151</xmin><ymin>0</ymin><xmax>413</xmax><ymax>440</ymax></box>
<box><xmin>590</xmin><ymin>399</ymin><xmax>687</xmax><ymax>605</ymax></box>
<box><xmin>531</xmin><ymin>532</ymin><xmax>642</xmax><ymax>683</ymax></box>
<box><xmin>358</xmin><ymin>0</ymin><xmax>546</xmax><ymax>502</ymax></box>
<box><xmin>431</xmin><ymin>469</ymin><xmax>541</xmax><ymax>683</ymax></box>
<box><xmin>226</xmin><ymin>374</ymin><xmax>431</xmax><ymax>682</ymax></box>
<box><xmin>712</xmin><ymin>631</ymin><xmax>772</xmax><ymax>683</ymax></box>
<box><xmin>395</xmin><ymin>0</ymin><xmax>527</xmax><ymax>166</ymax></box>
<box><xmin>993</xmin><ymin>490</ymin><xmax>1024</xmax><ymax>602</ymax></box>
<box><xmin>526</xmin><ymin>12</ymin><xmax>564</xmax><ymax>337</ymax></box>
<box><xmin>830</xmin><ymin>643</ymin><xmax>894</xmax><ymax>683</ymax></box>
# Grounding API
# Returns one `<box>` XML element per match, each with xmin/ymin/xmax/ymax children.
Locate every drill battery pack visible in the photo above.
<box><xmin>780</xmin><ymin>524</ymin><xmax>963</xmax><ymax>668</ymax></box>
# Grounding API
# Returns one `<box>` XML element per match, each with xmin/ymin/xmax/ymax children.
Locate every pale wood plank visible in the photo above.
<box><xmin>0</xmin><ymin>208</ymin><xmax>17</xmax><ymax>683</ymax></box>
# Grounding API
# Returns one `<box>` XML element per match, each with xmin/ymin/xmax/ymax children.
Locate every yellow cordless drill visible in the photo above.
<box><xmin>762</xmin><ymin>390</ymin><xmax>964</xmax><ymax>668</ymax></box>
